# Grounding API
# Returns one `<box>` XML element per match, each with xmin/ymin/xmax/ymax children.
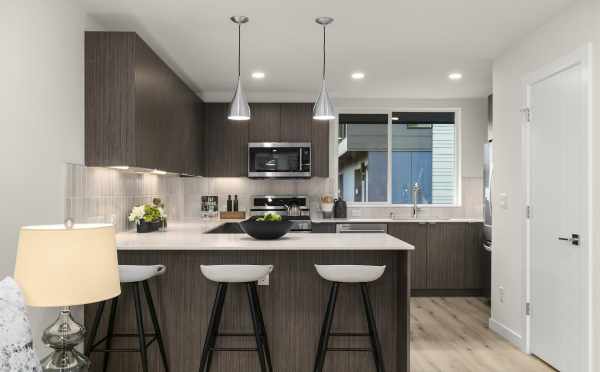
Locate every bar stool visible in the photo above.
<box><xmin>198</xmin><ymin>265</ymin><xmax>274</xmax><ymax>372</ymax></box>
<box><xmin>313</xmin><ymin>265</ymin><xmax>386</xmax><ymax>372</ymax></box>
<box><xmin>86</xmin><ymin>265</ymin><xmax>169</xmax><ymax>372</ymax></box>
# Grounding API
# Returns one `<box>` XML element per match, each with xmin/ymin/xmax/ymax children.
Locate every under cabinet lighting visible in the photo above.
<box><xmin>110</xmin><ymin>166</ymin><xmax>130</xmax><ymax>170</ymax></box>
<box><xmin>151</xmin><ymin>169</ymin><xmax>167</xmax><ymax>175</ymax></box>
<box><xmin>351</xmin><ymin>72</ymin><xmax>365</xmax><ymax>80</ymax></box>
<box><xmin>448</xmin><ymin>72</ymin><xmax>463</xmax><ymax>81</ymax></box>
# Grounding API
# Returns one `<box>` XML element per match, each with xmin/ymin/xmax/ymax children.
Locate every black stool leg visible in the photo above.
<box><xmin>133</xmin><ymin>283</ymin><xmax>150</xmax><ymax>372</ymax></box>
<box><xmin>199</xmin><ymin>283</ymin><xmax>228</xmax><ymax>372</ymax></box>
<box><xmin>86</xmin><ymin>300</ymin><xmax>106</xmax><ymax>355</ymax></box>
<box><xmin>360</xmin><ymin>283</ymin><xmax>385</xmax><ymax>372</ymax></box>
<box><xmin>313</xmin><ymin>282</ymin><xmax>339</xmax><ymax>372</ymax></box>
<box><xmin>143</xmin><ymin>280</ymin><xmax>170</xmax><ymax>372</ymax></box>
<box><xmin>247</xmin><ymin>283</ymin><xmax>268</xmax><ymax>372</ymax></box>
<box><xmin>250</xmin><ymin>283</ymin><xmax>273</xmax><ymax>372</ymax></box>
<box><xmin>102</xmin><ymin>296</ymin><xmax>119</xmax><ymax>372</ymax></box>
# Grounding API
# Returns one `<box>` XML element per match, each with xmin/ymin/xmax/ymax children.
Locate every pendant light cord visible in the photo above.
<box><xmin>322</xmin><ymin>25</ymin><xmax>326</xmax><ymax>80</ymax></box>
<box><xmin>238</xmin><ymin>23</ymin><xmax>241</xmax><ymax>78</ymax></box>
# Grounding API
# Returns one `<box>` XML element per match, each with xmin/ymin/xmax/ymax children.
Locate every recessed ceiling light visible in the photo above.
<box><xmin>251</xmin><ymin>71</ymin><xmax>265</xmax><ymax>79</ymax></box>
<box><xmin>448</xmin><ymin>72</ymin><xmax>463</xmax><ymax>81</ymax></box>
<box><xmin>351</xmin><ymin>72</ymin><xmax>365</xmax><ymax>80</ymax></box>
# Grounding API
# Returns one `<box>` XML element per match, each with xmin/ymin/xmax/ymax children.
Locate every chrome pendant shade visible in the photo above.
<box><xmin>228</xmin><ymin>16</ymin><xmax>251</xmax><ymax>121</ymax></box>
<box><xmin>313</xmin><ymin>17</ymin><xmax>336</xmax><ymax>121</ymax></box>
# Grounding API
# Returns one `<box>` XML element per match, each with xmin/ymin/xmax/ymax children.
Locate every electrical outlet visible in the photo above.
<box><xmin>499</xmin><ymin>286</ymin><xmax>505</xmax><ymax>303</ymax></box>
<box><xmin>498</xmin><ymin>193</ymin><xmax>508</xmax><ymax>210</ymax></box>
<box><xmin>351</xmin><ymin>209</ymin><xmax>362</xmax><ymax>217</ymax></box>
<box><xmin>258</xmin><ymin>274</ymin><xmax>269</xmax><ymax>286</ymax></box>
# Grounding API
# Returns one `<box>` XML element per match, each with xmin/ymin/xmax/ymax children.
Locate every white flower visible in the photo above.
<box><xmin>128</xmin><ymin>205</ymin><xmax>146</xmax><ymax>224</ymax></box>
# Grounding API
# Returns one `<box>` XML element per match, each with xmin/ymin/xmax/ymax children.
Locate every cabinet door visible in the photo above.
<box><xmin>312</xmin><ymin>223</ymin><xmax>336</xmax><ymax>233</ymax></box>
<box><xmin>280</xmin><ymin>103</ymin><xmax>312</xmax><ymax>142</ymax></box>
<box><xmin>311</xmin><ymin>120</ymin><xmax>330</xmax><ymax>177</ymax></box>
<box><xmin>464</xmin><ymin>222</ymin><xmax>484</xmax><ymax>289</ymax></box>
<box><xmin>205</xmin><ymin>103</ymin><xmax>248</xmax><ymax>177</ymax></box>
<box><xmin>388</xmin><ymin>223</ymin><xmax>428</xmax><ymax>290</ymax></box>
<box><xmin>427</xmin><ymin>223</ymin><xmax>465</xmax><ymax>289</ymax></box>
<box><xmin>248</xmin><ymin>103</ymin><xmax>281</xmax><ymax>142</ymax></box>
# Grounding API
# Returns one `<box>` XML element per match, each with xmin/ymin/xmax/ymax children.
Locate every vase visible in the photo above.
<box><xmin>136</xmin><ymin>220</ymin><xmax>162</xmax><ymax>233</ymax></box>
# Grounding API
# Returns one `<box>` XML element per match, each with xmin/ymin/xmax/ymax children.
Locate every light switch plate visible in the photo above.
<box><xmin>258</xmin><ymin>274</ymin><xmax>269</xmax><ymax>286</ymax></box>
<box><xmin>498</xmin><ymin>193</ymin><xmax>508</xmax><ymax>210</ymax></box>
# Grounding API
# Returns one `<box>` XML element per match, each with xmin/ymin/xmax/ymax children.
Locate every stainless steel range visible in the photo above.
<box><xmin>249</xmin><ymin>195</ymin><xmax>312</xmax><ymax>232</ymax></box>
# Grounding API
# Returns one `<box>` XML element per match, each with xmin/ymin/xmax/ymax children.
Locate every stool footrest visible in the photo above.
<box><xmin>210</xmin><ymin>347</ymin><xmax>258</xmax><ymax>352</ymax></box>
<box><xmin>326</xmin><ymin>347</ymin><xmax>373</xmax><ymax>352</ymax></box>
<box><xmin>90</xmin><ymin>334</ymin><xmax>158</xmax><ymax>353</ymax></box>
<box><xmin>217</xmin><ymin>332</ymin><xmax>256</xmax><ymax>337</ymax></box>
<box><xmin>329</xmin><ymin>332</ymin><xmax>370</xmax><ymax>337</ymax></box>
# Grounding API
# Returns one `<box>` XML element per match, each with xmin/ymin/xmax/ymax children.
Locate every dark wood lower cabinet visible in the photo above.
<box><xmin>387</xmin><ymin>223</ymin><xmax>428</xmax><ymax>290</ymax></box>
<box><xmin>427</xmin><ymin>223</ymin><xmax>466</xmax><ymax>290</ymax></box>
<box><xmin>388</xmin><ymin>222</ymin><xmax>485</xmax><ymax>296</ymax></box>
<box><xmin>84</xmin><ymin>250</ymin><xmax>410</xmax><ymax>372</ymax></box>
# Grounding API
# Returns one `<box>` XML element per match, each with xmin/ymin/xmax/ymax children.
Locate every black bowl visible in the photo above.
<box><xmin>240</xmin><ymin>217</ymin><xmax>293</xmax><ymax>240</ymax></box>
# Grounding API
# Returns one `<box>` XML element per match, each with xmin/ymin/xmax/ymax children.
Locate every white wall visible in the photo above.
<box><xmin>491</xmin><ymin>0</ymin><xmax>600</xmax><ymax>366</ymax></box>
<box><xmin>0</xmin><ymin>0</ymin><xmax>96</xmax><ymax>355</ymax></box>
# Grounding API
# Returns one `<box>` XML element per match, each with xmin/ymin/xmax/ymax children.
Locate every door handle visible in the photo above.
<box><xmin>558</xmin><ymin>234</ymin><xmax>579</xmax><ymax>246</ymax></box>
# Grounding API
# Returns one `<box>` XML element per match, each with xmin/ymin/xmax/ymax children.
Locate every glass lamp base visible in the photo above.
<box><xmin>40</xmin><ymin>307</ymin><xmax>90</xmax><ymax>372</ymax></box>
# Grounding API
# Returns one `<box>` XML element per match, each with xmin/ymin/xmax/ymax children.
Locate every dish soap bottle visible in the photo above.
<box><xmin>233</xmin><ymin>195</ymin><xmax>239</xmax><ymax>212</ymax></box>
<box><xmin>227</xmin><ymin>195</ymin><xmax>232</xmax><ymax>212</ymax></box>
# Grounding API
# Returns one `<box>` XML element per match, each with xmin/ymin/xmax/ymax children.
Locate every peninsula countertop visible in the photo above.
<box><xmin>116</xmin><ymin>221</ymin><xmax>414</xmax><ymax>251</ymax></box>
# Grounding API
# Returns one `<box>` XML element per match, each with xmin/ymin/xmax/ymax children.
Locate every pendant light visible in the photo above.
<box><xmin>313</xmin><ymin>17</ymin><xmax>336</xmax><ymax>121</ymax></box>
<box><xmin>228</xmin><ymin>16</ymin><xmax>251</xmax><ymax>121</ymax></box>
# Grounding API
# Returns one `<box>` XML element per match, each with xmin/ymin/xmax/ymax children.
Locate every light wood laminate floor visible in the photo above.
<box><xmin>411</xmin><ymin>297</ymin><xmax>555</xmax><ymax>372</ymax></box>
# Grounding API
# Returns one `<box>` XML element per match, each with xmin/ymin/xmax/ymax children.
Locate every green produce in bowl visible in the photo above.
<box><xmin>256</xmin><ymin>212</ymin><xmax>282</xmax><ymax>222</ymax></box>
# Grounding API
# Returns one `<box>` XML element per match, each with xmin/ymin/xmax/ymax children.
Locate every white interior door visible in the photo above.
<box><xmin>528</xmin><ymin>49</ymin><xmax>590</xmax><ymax>372</ymax></box>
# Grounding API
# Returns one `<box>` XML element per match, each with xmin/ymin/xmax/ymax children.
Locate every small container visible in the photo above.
<box><xmin>233</xmin><ymin>195</ymin><xmax>239</xmax><ymax>211</ymax></box>
<box><xmin>227</xmin><ymin>195</ymin><xmax>232</xmax><ymax>212</ymax></box>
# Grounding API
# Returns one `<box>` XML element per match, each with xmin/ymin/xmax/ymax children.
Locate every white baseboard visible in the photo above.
<box><xmin>489</xmin><ymin>317</ymin><xmax>523</xmax><ymax>350</ymax></box>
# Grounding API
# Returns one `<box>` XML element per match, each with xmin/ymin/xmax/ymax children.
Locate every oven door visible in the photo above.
<box><xmin>248</xmin><ymin>143</ymin><xmax>311</xmax><ymax>178</ymax></box>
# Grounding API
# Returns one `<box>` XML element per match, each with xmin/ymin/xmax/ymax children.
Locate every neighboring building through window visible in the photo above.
<box><xmin>337</xmin><ymin>111</ymin><xmax>458</xmax><ymax>205</ymax></box>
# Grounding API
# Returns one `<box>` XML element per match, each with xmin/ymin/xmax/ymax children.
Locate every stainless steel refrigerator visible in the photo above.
<box><xmin>483</xmin><ymin>141</ymin><xmax>492</xmax><ymax>251</ymax></box>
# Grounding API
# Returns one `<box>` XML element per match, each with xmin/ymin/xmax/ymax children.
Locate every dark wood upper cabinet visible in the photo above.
<box><xmin>280</xmin><ymin>103</ymin><xmax>313</xmax><ymax>142</ymax></box>
<box><xmin>85</xmin><ymin>32</ymin><xmax>204</xmax><ymax>175</ymax></box>
<box><xmin>311</xmin><ymin>119</ymin><xmax>330</xmax><ymax>177</ymax></box>
<box><xmin>204</xmin><ymin>103</ymin><xmax>249</xmax><ymax>177</ymax></box>
<box><xmin>248</xmin><ymin>103</ymin><xmax>281</xmax><ymax>142</ymax></box>
<box><xmin>205</xmin><ymin>102</ymin><xmax>329</xmax><ymax>177</ymax></box>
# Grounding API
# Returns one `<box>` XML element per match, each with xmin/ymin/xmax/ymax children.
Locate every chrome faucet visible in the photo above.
<box><xmin>411</xmin><ymin>182</ymin><xmax>421</xmax><ymax>218</ymax></box>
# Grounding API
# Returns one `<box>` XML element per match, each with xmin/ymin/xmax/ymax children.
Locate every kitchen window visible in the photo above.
<box><xmin>337</xmin><ymin>110</ymin><xmax>460</xmax><ymax>206</ymax></box>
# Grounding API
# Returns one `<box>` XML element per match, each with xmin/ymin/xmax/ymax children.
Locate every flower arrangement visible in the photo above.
<box><xmin>128</xmin><ymin>201</ymin><xmax>167</xmax><ymax>225</ymax></box>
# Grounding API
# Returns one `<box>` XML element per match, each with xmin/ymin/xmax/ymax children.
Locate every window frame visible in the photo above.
<box><xmin>333</xmin><ymin>107</ymin><xmax>462</xmax><ymax>207</ymax></box>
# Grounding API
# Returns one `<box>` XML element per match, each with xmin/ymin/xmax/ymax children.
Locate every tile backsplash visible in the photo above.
<box><xmin>65</xmin><ymin>164</ymin><xmax>482</xmax><ymax>232</ymax></box>
<box><xmin>65</xmin><ymin>164</ymin><xmax>184</xmax><ymax>232</ymax></box>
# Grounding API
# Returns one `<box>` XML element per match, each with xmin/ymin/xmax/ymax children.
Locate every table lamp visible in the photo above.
<box><xmin>14</xmin><ymin>222</ymin><xmax>121</xmax><ymax>372</ymax></box>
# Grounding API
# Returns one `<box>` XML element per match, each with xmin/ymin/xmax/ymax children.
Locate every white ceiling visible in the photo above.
<box><xmin>81</xmin><ymin>0</ymin><xmax>574</xmax><ymax>102</ymax></box>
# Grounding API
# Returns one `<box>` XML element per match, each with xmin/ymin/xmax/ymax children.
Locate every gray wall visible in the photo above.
<box><xmin>0</xmin><ymin>0</ymin><xmax>100</xmax><ymax>355</ymax></box>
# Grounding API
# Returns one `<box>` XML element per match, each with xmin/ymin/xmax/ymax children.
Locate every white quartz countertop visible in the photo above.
<box><xmin>311</xmin><ymin>217</ymin><xmax>484</xmax><ymax>223</ymax></box>
<box><xmin>116</xmin><ymin>222</ymin><xmax>414</xmax><ymax>251</ymax></box>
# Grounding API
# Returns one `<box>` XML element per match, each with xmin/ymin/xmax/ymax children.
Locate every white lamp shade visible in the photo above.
<box><xmin>228</xmin><ymin>79</ymin><xmax>251</xmax><ymax>121</ymax></box>
<box><xmin>313</xmin><ymin>80</ymin><xmax>336</xmax><ymax>121</ymax></box>
<box><xmin>14</xmin><ymin>223</ymin><xmax>121</xmax><ymax>307</ymax></box>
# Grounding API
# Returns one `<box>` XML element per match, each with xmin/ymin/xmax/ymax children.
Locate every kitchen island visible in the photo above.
<box><xmin>85</xmin><ymin>222</ymin><xmax>413</xmax><ymax>372</ymax></box>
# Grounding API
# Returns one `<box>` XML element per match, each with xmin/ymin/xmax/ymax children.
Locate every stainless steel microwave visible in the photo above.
<box><xmin>248</xmin><ymin>142</ymin><xmax>311</xmax><ymax>178</ymax></box>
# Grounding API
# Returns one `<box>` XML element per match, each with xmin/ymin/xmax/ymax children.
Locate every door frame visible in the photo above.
<box><xmin>522</xmin><ymin>44</ymin><xmax>593</xmax><ymax>370</ymax></box>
